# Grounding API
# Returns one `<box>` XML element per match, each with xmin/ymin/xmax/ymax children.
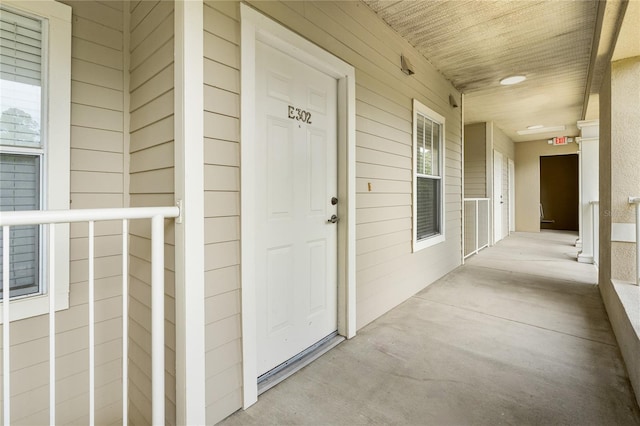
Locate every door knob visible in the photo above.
<box><xmin>327</xmin><ymin>215</ymin><xmax>339</xmax><ymax>224</ymax></box>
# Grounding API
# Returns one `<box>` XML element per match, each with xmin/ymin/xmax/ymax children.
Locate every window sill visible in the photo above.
<box><xmin>413</xmin><ymin>234</ymin><xmax>445</xmax><ymax>252</ymax></box>
<box><xmin>0</xmin><ymin>292</ymin><xmax>69</xmax><ymax>324</ymax></box>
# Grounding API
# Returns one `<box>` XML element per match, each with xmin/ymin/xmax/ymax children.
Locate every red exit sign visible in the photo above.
<box><xmin>553</xmin><ymin>136</ymin><xmax>567</xmax><ymax>145</ymax></box>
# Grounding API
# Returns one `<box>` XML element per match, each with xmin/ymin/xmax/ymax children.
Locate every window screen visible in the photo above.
<box><xmin>0</xmin><ymin>7</ymin><xmax>44</xmax><ymax>299</ymax></box>
<box><xmin>0</xmin><ymin>154</ymin><xmax>40</xmax><ymax>298</ymax></box>
<box><xmin>415</xmin><ymin>112</ymin><xmax>442</xmax><ymax>241</ymax></box>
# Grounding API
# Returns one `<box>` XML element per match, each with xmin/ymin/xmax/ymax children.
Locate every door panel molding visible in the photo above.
<box><xmin>240</xmin><ymin>4</ymin><xmax>356</xmax><ymax>408</ymax></box>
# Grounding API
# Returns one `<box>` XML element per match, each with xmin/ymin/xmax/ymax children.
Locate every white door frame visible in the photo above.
<box><xmin>493</xmin><ymin>150</ymin><xmax>503</xmax><ymax>243</ymax></box>
<box><xmin>240</xmin><ymin>4</ymin><xmax>357</xmax><ymax>408</ymax></box>
<box><xmin>508</xmin><ymin>158</ymin><xmax>515</xmax><ymax>233</ymax></box>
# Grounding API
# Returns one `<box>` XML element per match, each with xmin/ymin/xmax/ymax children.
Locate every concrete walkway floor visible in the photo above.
<box><xmin>221</xmin><ymin>231</ymin><xmax>640</xmax><ymax>425</ymax></box>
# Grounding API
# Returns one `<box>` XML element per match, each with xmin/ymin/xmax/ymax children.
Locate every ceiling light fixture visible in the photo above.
<box><xmin>516</xmin><ymin>125</ymin><xmax>566</xmax><ymax>135</ymax></box>
<box><xmin>500</xmin><ymin>75</ymin><xmax>526</xmax><ymax>85</ymax></box>
<box><xmin>527</xmin><ymin>125</ymin><xmax>544</xmax><ymax>130</ymax></box>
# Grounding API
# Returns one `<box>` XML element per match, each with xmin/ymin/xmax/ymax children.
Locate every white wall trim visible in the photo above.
<box><xmin>240</xmin><ymin>3</ymin><xmax>357</xmax><ymax>409</ymax></box>
<box><xmin>612</xmin><ymin>222</ymin><xmax>636</xmax><ymax>243</ymax></box>
<box><xmin>460</xmin><ymin>94</ymin><xmax>465</xmax><ymax>263</ymax></box>
<box><xmin>174</xmin><ymin>1</ymin><xmax>206</xmax><ymax>424</ymax></box>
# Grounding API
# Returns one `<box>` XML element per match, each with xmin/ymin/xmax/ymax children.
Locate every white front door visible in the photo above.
<box><xmin>508</xmin><ymin>158</ymin><xmax>515</xmax><ymax>233</ymax></box>
<box><xmin>255</xmin><ymin>40</ymin><xmax>338</xmax><ymax>376</ymax></box>
<box><xmin>493</xmin><ymin>150</ymin><xmax>503</xmax><ymax>243</ymax></box>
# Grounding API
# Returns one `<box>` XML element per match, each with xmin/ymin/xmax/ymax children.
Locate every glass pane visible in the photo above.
<box><xmin>416</xmin><ymin>114</ymin><xmax>425</xmax><ymax>175</ymax></box>
<box><xmin>0</xmin><ymin>7</ymin><xmax>43</xmax><ymax>148</ymax></box>
<box><xmin>0</xmin><ymin>153</ymin><xmax>40</xmax><ymax>299</ymax></box>
<box><xmin>423</xmin><ymin>118</ymin><xmax>432</xmax><ymax>175</ymax></box>
<box><xmin>416</xmin><ymin>176</ymin><xmax>440</xmax><ymax>241</ymax></box>
<box><xmin>432</xmin><ymin>122</ymin><xmax>440</xmax><ymax>176</ymax></box>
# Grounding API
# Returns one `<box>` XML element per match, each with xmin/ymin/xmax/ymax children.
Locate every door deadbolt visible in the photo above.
<box><xmin>331</xmin><ymin>197</ymin><xmax>338</xmax><ymax>205</ymax></box>
<box><xmin>327</xmin><ymin>214</ymin><xmax>339</xmax><ymax>224</ymax></box>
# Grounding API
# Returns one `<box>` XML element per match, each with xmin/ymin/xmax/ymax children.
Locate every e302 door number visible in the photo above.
<box><xmin>288</xmin><ymin>105</ymin><xmax>312</xmax><ymax>124</ymax></box>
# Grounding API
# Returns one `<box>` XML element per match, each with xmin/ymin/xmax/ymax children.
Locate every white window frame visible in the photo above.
<box><xmin>412</xmin><ymin>99</ymin><xmax>446</xmax><ymax>252</ymax></box>
<box><xmin>0</xmin><ymin>0</ymin><xmax>71</xmax><ymax>322</ymax></box>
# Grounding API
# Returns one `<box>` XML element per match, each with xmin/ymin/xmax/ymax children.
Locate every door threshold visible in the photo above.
<box><xmin>257</xmin><ymin>332</ymin><xmax>345</xmax><ymax>395</ymax></box>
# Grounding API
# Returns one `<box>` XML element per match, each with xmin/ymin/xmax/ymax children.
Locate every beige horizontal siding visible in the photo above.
<box><xmin>128</xmin><ymin>1</ymin><xmax>176</xmax><ymax>425</ymax></box>
<box><xmin>203</xmin><ymin>1</ymin><xmax>462</xmax><ymax>423</ymax></box>
<box><xmin>203</xmin><ymin>2</ymin><xmax>243</xmax><ymax>423</ymax></box>
<box><xmin>0</xmin><ymin>2</ymin><xmax>126</xmax><ymax>424</ymax></box>
<box><xmin>464</xmin><ymin>123</ymin><xmax>487</xmax><ymax>198</ymax></box>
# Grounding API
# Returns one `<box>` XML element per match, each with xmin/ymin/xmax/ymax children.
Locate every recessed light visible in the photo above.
<box><xmin>500</xmin><ymin>75</ymin><xmax>526</xmax><ymax>85</ymax></box>
<box><xmin>527</xmin><ymin>125</ymin><xmax>544</xmax><ymax>130</ymax></box>
<box><xmin>516</xmin><ymin>125</ymin><xmax>566</xmax><ymax>135</ymax></box>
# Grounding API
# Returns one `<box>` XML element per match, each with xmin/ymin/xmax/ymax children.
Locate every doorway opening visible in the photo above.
<box><xmin>539</xmin><ymin>154</ymin><xmax>579</xmax><ymax>231</ymax></box>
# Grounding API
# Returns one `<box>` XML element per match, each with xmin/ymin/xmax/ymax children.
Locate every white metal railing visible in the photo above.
<box><xmin>590</xmin><ymin>201</ymin><xmax>599</xmax><ymax>267</ymax></box>
<box><xmin>463</xmin><ymin>198</ymin><xmax>490</xmax><ymax>259</ymax></box>
<box><xmin>0</xmin><ymin>206</ymin><xmax>180</xmax><ymax>425</ymax></box>
<box><xmin>630</xmin><ymin>197</ymin><xmax>640</xmax><ymax>285</ymax></box>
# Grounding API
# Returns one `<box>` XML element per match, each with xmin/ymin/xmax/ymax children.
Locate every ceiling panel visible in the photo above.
<box><xmin>362</xmin><ymin>0</ymin><xmax>599</xmax><ymax>142</ymax></box>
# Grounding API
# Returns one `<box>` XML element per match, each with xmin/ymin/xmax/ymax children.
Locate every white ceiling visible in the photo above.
<box><xmin>362</xmin><ymin>0</ymin><xmax>601</xmax><ymax>142</ymax></box>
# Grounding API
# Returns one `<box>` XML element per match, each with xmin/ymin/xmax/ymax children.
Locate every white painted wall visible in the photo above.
<box><xmin>599</xmin><ymin>53</ymin><xmax>640</xmax><ymax>409</ymax></box>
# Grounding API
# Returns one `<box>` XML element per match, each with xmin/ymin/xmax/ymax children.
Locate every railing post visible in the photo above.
<box><xmin>2</xmin><ymin>225</ymin><xmax>10</xmax><ymax>426</ymax></box>
<box><xmin>122</xmin><ymin>219</ymin><xmax>129</xmax><ymax>426</ymax></box>
<box><xmin>49</xmin><ymin>224</ymin><xmax>56</xmax><ymax>425</ymax></box>
<box><xmin>88</xmin><ymin>221</ymin><xmax>95</xmax><ymax>425</ymax></box>
<box><xmin>630</xmin><ymin>197</ymin><xmax>640</xmax><ymax>285</ymax></box>
<box><xmin>486</xmin><ymin>199</ymin><xmax>491</xmax><ymax>249</ymax></box>
<box><xmin>151</xmin><ymin>215</ymin><xmax>165</xmax><ymax>425</ymax></box>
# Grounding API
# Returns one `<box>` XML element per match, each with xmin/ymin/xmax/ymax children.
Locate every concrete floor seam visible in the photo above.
<box><xmin>462</xmin><ymin>262</ymin><xmax>599</xmax><ymax>286</ymax></box>
<box><xmin>414</xmin><ymin>295</ymin><xmax>617</xmax><ymax>348</ymax></box>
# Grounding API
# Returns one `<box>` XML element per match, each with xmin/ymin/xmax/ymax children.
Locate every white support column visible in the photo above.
<box><xmin>174</xmin><ymin>1</ymin><xmax>206</xmax><ymax>424</ymax></box>
<box><xmin>577</xmin><ymin>120</ymin><xmax>599</xmax><ymax>264</ymax></box>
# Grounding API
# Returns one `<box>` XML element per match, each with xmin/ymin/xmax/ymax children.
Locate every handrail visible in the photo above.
<box><xmin>0</xmin><ymin>206</ymin><xmax>180</xmax><ymax>425</ymax></box>
<box><xmin>629</xmin><ymin>197</ymin><xmax>640</xmax><ymax>285</ymax></box>
<box><xmin>0</xmin><ymin>205</ymin><xmax>180</xmax><ymax>226</ymax></box>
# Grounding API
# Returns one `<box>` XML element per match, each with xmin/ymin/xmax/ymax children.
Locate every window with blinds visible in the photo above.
<box><xmin>0</xmin><ymin>6</ymin><xmax>44</xmax><ymax>299</ymax></box>
<box><xmin>413</xmin><ymin>100</ymin><xmax>445</xmax><ymax>251</ymax></box>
